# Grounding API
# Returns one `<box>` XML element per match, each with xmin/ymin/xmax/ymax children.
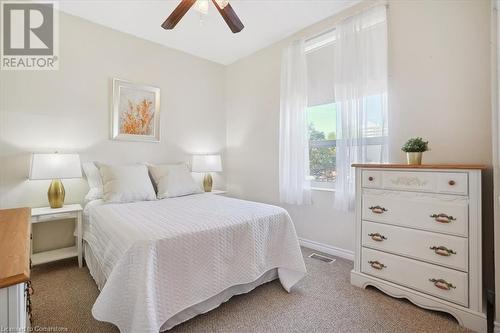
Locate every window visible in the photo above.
<box><xmin>361</xmin><ymin>94</ymin><xmax>388</xmax><ymax>163</ymax></box>
<box><xmin>306</xmin><ymin>31</ymin><xmax>336</xmax><ymax>189</ymax></box>
<box><xmin>305</xmin><ymin>31</ymin><xmax>387</xmax><ymax>190</ymax></box>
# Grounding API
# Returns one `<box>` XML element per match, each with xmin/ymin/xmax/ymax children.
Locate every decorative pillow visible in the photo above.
<box><xmin>148</xmin><ymin>163</ymin><xmax>203</xmax><ymax>199</ymax></box>
<box><xmin>82</xmin><ymin>162</ymin><xmax>103</xmax><ymax>201</ymax></box>
<box><xmin>100</xmin><ymin>164</ymin><xmax>156</xmax><ymax>203</ymax></box>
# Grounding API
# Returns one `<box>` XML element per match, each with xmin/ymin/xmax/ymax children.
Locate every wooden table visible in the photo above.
<box><xmin>0</xmin><ymin>207</ymin><xmax>31</xmax><ymax>331</ymax></box>
<box><xmin>0</xmin><ymin>208</ymin><xmax>31</xmax><ymax>288</ymax></box>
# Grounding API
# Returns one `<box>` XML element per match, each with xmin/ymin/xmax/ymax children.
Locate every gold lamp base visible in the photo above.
<box><xmin>48</xmin><ymin>179</ymin><xmax>65</xmax><ymax>209</ymax></box>
<box><xmin>203</xmin><ymin>173</ymin><xmax>213</xmax><ymax>192</ymax></box>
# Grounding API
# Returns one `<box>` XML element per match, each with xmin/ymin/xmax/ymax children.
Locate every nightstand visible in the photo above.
<box><xmin>31</xmin><ymin>204</ymin><xmax>83</xmax><ymax>268</ymax></box>
<box><xmin>211</xmin><ymin>190</ymin><xmax>227</xmax><ymax>195</ymax></box>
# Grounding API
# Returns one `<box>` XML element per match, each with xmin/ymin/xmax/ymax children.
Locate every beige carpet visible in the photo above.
<box><xmin>31</xmin><ymin>247</ymin><xmax>471</xmax><ymax>333</ymax></box>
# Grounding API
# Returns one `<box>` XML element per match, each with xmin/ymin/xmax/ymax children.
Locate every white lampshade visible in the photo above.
<box><xmin>29</xmin><ymin>153</ymin><xmax>82</xmax><ymax>180</ymax></box>
<box><xmin>192</xmin><ymin>154</ymin><xmax>222</xmax><ymax>173</ymax></box>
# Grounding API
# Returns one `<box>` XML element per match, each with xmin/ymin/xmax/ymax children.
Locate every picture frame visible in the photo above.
<box><xmin>111</xmin><ymin>78</ymin><xmax>161</xmax><ymax>142</ymax></box>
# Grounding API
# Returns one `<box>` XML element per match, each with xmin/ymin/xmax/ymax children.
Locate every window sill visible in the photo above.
<box><xmin>311</xmin><ymin>187</ymin><xmax>336</xmax><ymax>193</ymax></box>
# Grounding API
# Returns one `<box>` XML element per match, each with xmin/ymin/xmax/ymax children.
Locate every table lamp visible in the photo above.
<box><xmin>191</xmin><ymin>154</ymin><xmax>222</xmax><ymax>192</ymax></box>
<box><xmin>29</xmin><ymin>153</ymin><xmax>82</xmax><ymax>208</ymax></box>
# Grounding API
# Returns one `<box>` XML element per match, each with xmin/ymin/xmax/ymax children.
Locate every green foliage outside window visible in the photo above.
<box><xmin>308</xmin><ymin>123</ymin><xmax>336</xmax><ymax>183</ymax></box>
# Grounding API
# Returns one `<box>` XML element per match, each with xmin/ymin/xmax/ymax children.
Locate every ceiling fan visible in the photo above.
<box><xmin>161</xmin><ymin>0</ymin><xmax>244</xmax><ymax>33</ymax></box>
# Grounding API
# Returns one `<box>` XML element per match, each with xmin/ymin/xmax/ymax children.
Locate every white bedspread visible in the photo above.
<box><xmin>83</xmin><ymin>193</ymin><xmax>307</xmax><ymax>333</ymax></box>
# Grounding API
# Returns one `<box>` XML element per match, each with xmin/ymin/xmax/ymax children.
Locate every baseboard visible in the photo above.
<box><xmin>299</xmin><ymin>238</ymin><xmax>354</xmax><ymax>261</ymax></box>
<box><xmin>494</xmin><ymin>321</ymin><xmax>500</xmax><ymax>333</ymax></box>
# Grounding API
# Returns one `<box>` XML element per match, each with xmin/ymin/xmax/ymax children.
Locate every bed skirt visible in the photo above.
<box><xmin>83</xmin><ymin>241</ymin><xmax>279</xmax><ymax>331</ymax></box>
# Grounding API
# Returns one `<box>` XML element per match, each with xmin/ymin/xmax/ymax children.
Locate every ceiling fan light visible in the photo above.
<box><xmin>195</xmin><ymin>0</ymin><xmax>209</xmax><ymax>14</ymax></box>
<box><xmin>161</xmin><ymin>0</ymin><xmax>243</xmax><ymax>33</ymax></box>
<box><xmin>215</xmin><ymin>0</ymin><xmax>229</xmax><ymax>9</ymax></box>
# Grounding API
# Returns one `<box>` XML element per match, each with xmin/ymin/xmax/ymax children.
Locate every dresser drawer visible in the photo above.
<box><xmin>362</xmin><ymin>221</ymin><xmax>468</xmax><ymax>271</ymax></box>
<box><xmin>362</xmin><ymin>189</ymin><xmax>468</xmax><ymax>237</ymax></box>
<box><xmin>0</xmin><ymin>283</ymin><xmax>27</xmax><ymax>329</ymax></box>
<box><xmin>362</xmin><ymin>170</ymin><xmax>382</xmax><ymax>188</ymax></box>
<box><xmin>362</xmin><ymin>170</ymin><xmax>468</xmax><ymax>195</ymax></box>
<box><xmin>436</xmin><ymin>173</ymin><xmax>468</xmax><ymax>195</ymax></box>
<box><xmin>362</xmin><ymin>247</ymin><xmax>468</xmax><ymax>306</ymax></box>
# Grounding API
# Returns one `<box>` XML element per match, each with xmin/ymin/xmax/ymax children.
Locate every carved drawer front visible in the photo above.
<box><xmin>382</xmin><ymin>171</ymin><xmax>435</xmax><ymax>192</ymax></box>
<box><xmin>365</xmin><ymin>171</ymin><xmax>468</xmax><ymax>195</ymax></box>
<box><xmin>362</xmin><ymin>189</ymin><xmax>468</xmax><ymax>237</ymax></box>
<box><xmin>362</xmin><ymin>247</ymin><xmax>468</xmax><ymax>307</ymax></box>
<box><xmin>362</xmin><ymin>221</ymin><xmax>468</xmax><ymax>272</ymax></box>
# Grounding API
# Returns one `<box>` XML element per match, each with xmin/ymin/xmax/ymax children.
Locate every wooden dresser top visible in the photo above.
<box><xmin>351</xmin><ymin>164</ymin><xmax>487</xmax><ymax>170</ymax></box>
<box><xmin>0</xmin><ymin>208</ymin><xmax>31</xmax><ymax>288</ymax></box>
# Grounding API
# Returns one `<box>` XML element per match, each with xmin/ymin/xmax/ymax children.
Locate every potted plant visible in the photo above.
<box><xmin>401</xmin><ymin>137</ymin><xmax>429</xmax><ymax>165</ymax></box>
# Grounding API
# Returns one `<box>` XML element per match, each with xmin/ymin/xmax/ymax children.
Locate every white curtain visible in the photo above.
<box><xmin>334</xmin><ymin>5</ymin><xmax>389</xmax><ymax>212</ymax></box>
<box><xmin>279</xmin><ymin>39</ymin><xmax>312</xmax><ymax>205</ymax></box>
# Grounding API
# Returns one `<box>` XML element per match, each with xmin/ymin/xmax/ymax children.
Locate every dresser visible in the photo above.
<box><xmin>350</xmin><ymin>164</ymin><xmax>486</xmax><ymax>332</ymax></box>
<box><xmin>0</xmin><ymin>208</ymin><xmax>32</xmax><ymax>331</ymax></box>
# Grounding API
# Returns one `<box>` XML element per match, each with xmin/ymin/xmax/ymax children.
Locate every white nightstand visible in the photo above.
<box><xmin>210</xmin><ymin>190</ymin><xmax>227</xmax><ymax>195</ymax></box>
<box><xmin>31</xmin><ymin>204</ymin><xmax>83</xmax><ymax>268</ymax></box>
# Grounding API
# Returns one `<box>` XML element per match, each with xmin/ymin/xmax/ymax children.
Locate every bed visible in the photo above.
<box><xmin>83</xmin><ymin>193</ymin><xmax>307</xmax><ymax>333</ymax></box>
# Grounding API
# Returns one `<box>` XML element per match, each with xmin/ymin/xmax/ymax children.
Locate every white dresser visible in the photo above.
<box><xmin>350</xmin><ymin>164</ymin><xmax>486</xmax><ymax>332</ymax></box>
<box><xmin>0</xmin><ymin>208</ymin><xmax>31</xmax><ymax>332</ymax></box>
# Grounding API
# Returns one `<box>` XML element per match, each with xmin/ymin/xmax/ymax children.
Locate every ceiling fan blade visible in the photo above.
<box><xmin>211</xmin><ymin>1</ymin><xmax>244</xmax><ymax>33</ymax></box>
<box><xmin>161</xmin><ymin>0</ymin><xmax>197</xmax><ymax>30</ymax></box>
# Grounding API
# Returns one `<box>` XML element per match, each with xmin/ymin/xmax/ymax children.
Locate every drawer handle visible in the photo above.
<box><xmin>368</xmin><ymin>176</ymin><xmax>374</xmax><ymax>181</ymax></box>
<box><xmin>25</xmin><ymin>280</ymin><xmax>34</xmax><ymax>325</ymax></box>
<box><xmin>429</xmin><ymin>278</ymin><xmax>456</xmax><ymax>290</ymax></box>
<box><xmin>430</xmin><ymin>246</ymin><xmax>456</xmax><ymax>256</ymax></box>
<box><xmin>369</xmin><ymin>206</ymin><xmax>387</xmax><ymax>214</ymax></box>
<box><xmin>368</xmin><ymin>233</ymin><xmax>387</xmax><ymax>242</ymax></box>
<box><xmin>430</xmin><ymin>213</ymin><xmax>456</xmax><ymax>223</ymax></box>
<box><xmin>25</xmin><ymin>280</ymin><xmax>34</xmax><ymax>296</ymax></box>
<box><xmin>448</xmin><ymin>180</ymin><xmax>456</xmax><ymax>186</ymax></box>
<box><xmin>368</xmin><ymin>260</ymin><xmax>387</xmax><ymax>270</ymax></box>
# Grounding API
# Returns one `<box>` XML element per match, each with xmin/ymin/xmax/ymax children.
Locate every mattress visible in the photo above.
<box><xmin>83</xmin><ymin>193</ymin><xmax>306</xmax><ymax>333</ymax></box>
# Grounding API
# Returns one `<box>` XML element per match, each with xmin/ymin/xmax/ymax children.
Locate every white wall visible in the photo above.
<box><xmin>388</xmin><ymin>0</ymin><xmax>491</xmax><ymax>164</ymax></box>
<box><xmin>225</xmin><ymin>0</ymin><xmax>492</xmax><ymax>255</ymax></box>
<box><xmin>0</xmin><ymin>12</ymin><xmax>226</xmax><ymax>251</ymax></box>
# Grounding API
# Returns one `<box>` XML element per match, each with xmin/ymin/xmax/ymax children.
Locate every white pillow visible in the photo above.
<box><xmin>82</xmin><ymin>162</ymin><xmax>103</xmax><ymax>201</ymax></box>
<box><xmin>100</xmin><ymin>164</ymin><xmax>156</xmax><ymax>203</ymax></box>
<box><xmin>149</xmin><ymin>163</ymin><xmax>203</xmax><ymax>199</ymax></box>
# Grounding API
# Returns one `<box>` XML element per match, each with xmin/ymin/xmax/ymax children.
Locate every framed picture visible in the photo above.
<box><xmin>111</xmin><ymin>78</ymin><xmax>161</xmax><ymax>142</ymax></box>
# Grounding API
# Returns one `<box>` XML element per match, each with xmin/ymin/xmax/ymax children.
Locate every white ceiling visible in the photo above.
<box><xmin>59</xmin><ymin>0</ymin><xmax>359</xmax><ymax>65</ymax></box>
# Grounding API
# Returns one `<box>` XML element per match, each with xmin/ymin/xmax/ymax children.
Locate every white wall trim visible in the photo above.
<box><xmin>299</xmin><ymin>238</ymin><xmax>354</xmax><ymax>261</ymax></box>
<box><xmin>494</xmin><ymin>321</ymin><xmax>500</xmax><ymax>333</ymax></box>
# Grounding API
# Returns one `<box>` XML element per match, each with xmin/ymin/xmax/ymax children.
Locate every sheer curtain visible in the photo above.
<box><xmin>279</xmin><ymin>39</ymin><xmax>312</xmax><ymax>205</ymax></box>
<box><xmin>334</xmin><ymin>5</ymin><xmax>388</xmax><ymax>212</ymax></box>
